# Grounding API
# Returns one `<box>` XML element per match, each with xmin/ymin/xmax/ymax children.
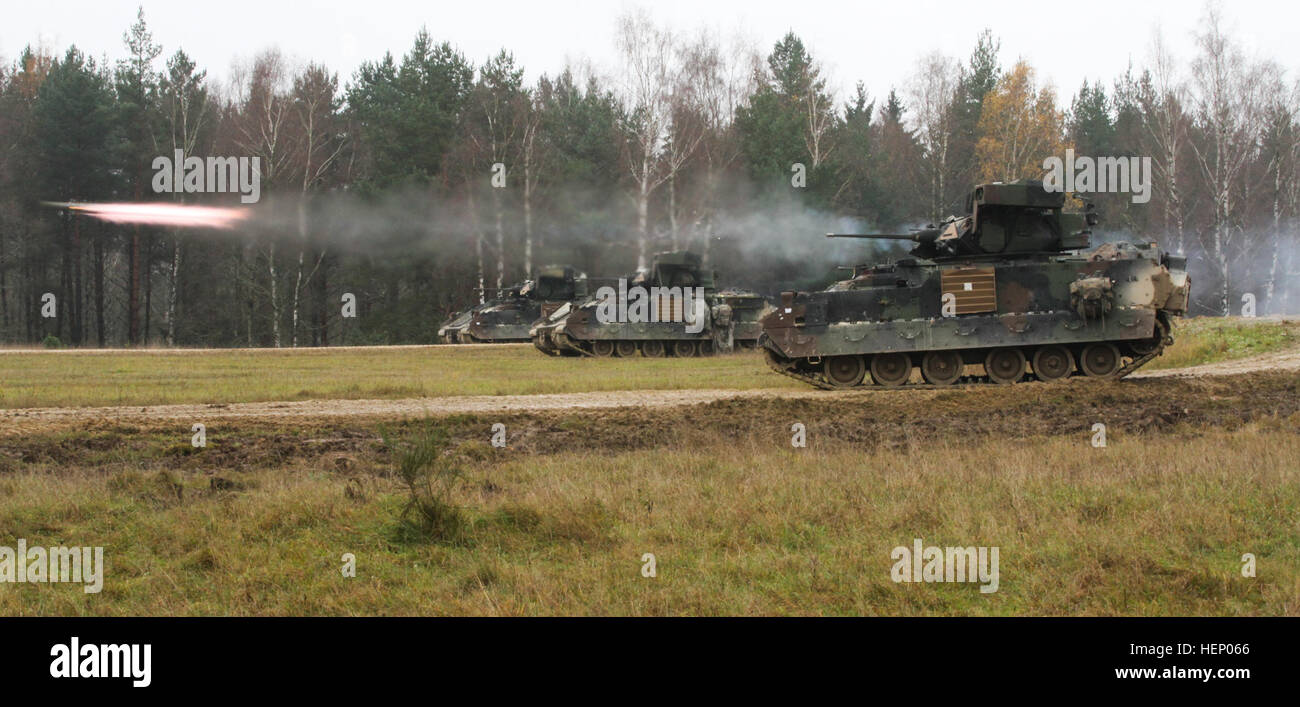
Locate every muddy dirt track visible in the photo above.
<box><xmin>2</xmin><ymin>348</ymin><xmax>1298</xmax><ymax>439</ymax></box>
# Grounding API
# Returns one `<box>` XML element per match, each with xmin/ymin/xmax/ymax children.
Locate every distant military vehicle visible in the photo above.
<box><xmin>760</xmin><ymin>180</ymin><xmax>1190</xmax><ymax>388</ymax></box>
<box><xmin>530</xmin><ymin>251</ymin><xmax>768</xmax><ymax>356</ymax></box>
<box><xmin>717</xmin><ymin>289</ymin><xmax>769</xmax><ymax>349</ymax></box>
<box><xmin>439</xmin><ymin>265</ymin><xmax>586</xmax><ymax>344</ymax></box>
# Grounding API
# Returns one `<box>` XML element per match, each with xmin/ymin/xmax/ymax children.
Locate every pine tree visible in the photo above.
<box><xmin>34</xmin><ymin>46</ymin><xmax>118</xmax><ymax>346</ymax></box>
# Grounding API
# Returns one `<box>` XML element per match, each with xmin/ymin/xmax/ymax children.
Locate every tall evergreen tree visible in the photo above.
<box><xmin>874</xmin><ymin>89</ymin><xmax>923</xmax><ymax>227</ymax></box>
<box><xmin>948</xmin><ymin>29</ymin><xmax>1001</xmax><ymax>197</ymax></box>
<box><xmin>115</xmin><ymin>7</ymin><xmax>162</xmax><ymax>344</ymax></box>
<box><xmin>829</xmin><ymin>82</ymin><xmax>876</xmax><ymax>217</ymax></box>
<box><xmin>736</xmin><ymin>32</ymin><xmax>837</xmax><ymax>205</ymax></box>
<box><xmin>34</xmin><ymin>46</ymin><xmax>118</xmax><ymax>345</ymax></box>
<box><xmin>1069</xmin><ymin>80</ymin><xmax>1115</xmax><ymax>155</ymax></box>
<box><xmin>346</xmin><ymin>28</ymin><xmax>473</xmax><ymax>190</ymax></box>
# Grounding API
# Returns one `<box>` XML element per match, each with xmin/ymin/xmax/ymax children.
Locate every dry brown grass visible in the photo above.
<box><xmin>1</xmin><ymin>375</ymin><xmax>1296</xmax><ymax>616</ymax></box>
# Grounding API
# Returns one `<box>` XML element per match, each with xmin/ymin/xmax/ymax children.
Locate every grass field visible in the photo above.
<box><xmin>0</xmin><ymin>316</ymin><xmax>1295</xmax><ymax>409</ymax></box>
<box><xmin>1</xmin><ymin>316</ymin><xmax>1297</xmax><ymax>615</ymax></box>
<box><xmin>1145</xmin><ymin>316</ymin><xmax>1299</xmax><ymax>370</ymax></box>
<box><xmin>1</xmin><ymin>370</ymin><xmax>1297</xmax><ymax>615</ymax></box>
<box><xmin>0</xmin><ymin>344</ymin><xmax>797</xmax><ymax>409</ymax></box>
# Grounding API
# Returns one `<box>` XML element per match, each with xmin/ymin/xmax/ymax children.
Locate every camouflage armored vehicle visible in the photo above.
<box><xmin>530</xmin><ymin>251</ymin><xmax>768</xmax><ymax>356</ymax></box>
<box><xmin>760</xmin><ymin>181</ymin><xmax>1190</xmax><ymax>388</ymax></box>
<box><xmin>717</xmin><ymin>289</ymin><xmax>770</xmax><ymax>349</ymax></box>
<box><xmin>438</xmin><ymin>265</ymin><xmax>586</xmax><ymax>344</ymax></box>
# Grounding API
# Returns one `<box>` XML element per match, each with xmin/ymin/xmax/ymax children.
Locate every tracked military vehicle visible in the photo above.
<box><xmin>530</xmin><ymin>251</ymin><xmax>768</xmax><ymax>357</ymax></box>
<box><xmin>438</xmin><ymin>265</ymin><xmax>586</xmax><ymax>343</ymax></box>
<box><xmin>760</xmin><ymin>181</ymin><xmax>1190</xmax><ymax>388</ymax></box>
<box><xmin>718</xmin><ymin>289</ymin><xmax>769</xmax><ymax>349</ymax></box>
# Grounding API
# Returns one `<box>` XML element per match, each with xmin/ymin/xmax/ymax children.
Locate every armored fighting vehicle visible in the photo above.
<box><xmin>760</xmin><ymin>181</ymin><xmax>1190</xmax><ymax>388</ymax></box>
<box><xmin>717</xmin><ymin>289</ymin><xmax>769</xmax><ymax>349</ymax></box>
<box><xmin>530</xmin><ymin>251</ymin><xmax>768</xmax><ymax>356</ymax></box>
<box><xmin>438</xmin><ymin>265</ymin><xmax>586</xmax><ymax>344</ymax></box>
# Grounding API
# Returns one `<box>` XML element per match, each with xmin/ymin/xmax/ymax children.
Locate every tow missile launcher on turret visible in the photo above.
<box><xmin>760</xmin><ymin>180</ymin><xmax>1190</xmax><ymax>388</ymax></box>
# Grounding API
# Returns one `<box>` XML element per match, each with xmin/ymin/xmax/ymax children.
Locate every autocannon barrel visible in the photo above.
<box><xmin>826</xmin><ymin>228</ymin><xmax>940</xmax><ymax>243</ymax></box>
<box><xmin>825</xmin><ymin>233</ymin><xmax>918</xmax><ymax>240</ymax></box>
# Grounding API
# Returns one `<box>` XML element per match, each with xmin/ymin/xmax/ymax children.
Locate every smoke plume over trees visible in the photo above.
<box><xmin>0</xmin><ymin>4</ymin><xmax>1296</xmax><ymax>347</ymax></box>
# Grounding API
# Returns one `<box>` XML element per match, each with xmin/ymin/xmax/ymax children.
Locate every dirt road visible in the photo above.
<box><xmin>0</xmin><ymin>343</ymin><xmax>491</xmax><ymax>355</ymax></box>
<box><xmin>1135</xmin><ymin>348</ymin><xmax>1300</xmax><ymax>378</ymax></box>
<box><xmin>3</xmin><ymin>346</ymin><xmax>1297</xmax><ymax>436</ymax></box>
<box><xmin>3</xmin><ymin>387</ymin><xmax>831</xmax><ymax>423</ymax></box>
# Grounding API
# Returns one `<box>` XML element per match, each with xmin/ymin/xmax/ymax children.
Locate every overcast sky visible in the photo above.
<box><xmin>3</xmin><ymin>0</ymin><xmax>1298</xmax><ymax>107</ymax></box>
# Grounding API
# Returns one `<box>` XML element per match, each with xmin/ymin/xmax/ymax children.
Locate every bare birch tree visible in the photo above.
<box><xmin>1259</xmin><ymin>79</ymin><xmax>1299</xmax><ymax>313</ymax></box>
<box><xmin>289</xmin><ymin>63</ymin><xmax>346</xmax><ymax>347</ymax></box>
<box><xmin>907</xmin><ymin>51</ymin><xmax>961</xmax><ymax>223</ymax></box>
<box><xmin>467</xmin><ymin>51</ymin><xmax>523</xmax><ymax>292</ymax></box>
<box><xmin>1188</xmin><ymin>7</ymin><xmax>1268</xmax><ymax>315</ymax></box>
<box><xmin>1141</xmin><ymin>30</ymin><xmax>1191</xmax><ymax>255</ymax></box>
<box><xmin>157</xmin><ymin>50</ymin><xmax>210</xmax><ymax>345</ymax></box>
<box><xmin>616</xmin><ymin>9</ymin><xmax>676</xmax><ymax>270</ymax></box>
<box><xmin>231</xmin><ymin>50</ymin><xmax>295</xmax><ymax>346</ymax></box>
<box><xmin>518</xmin><ymin>91</ymin><xmax>543</xmax><ymax>277</ymax></box>
<box><xmin>684</xmin><ymin>29</ymin><xmax>757</xmax><ymax>262</ymax></box>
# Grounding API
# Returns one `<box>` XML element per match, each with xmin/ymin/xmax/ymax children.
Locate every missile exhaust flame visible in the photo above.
<box><xmin>41</xmin><ymin>201</ymin><xmax>250</xmax><ymax>229</ymax></box>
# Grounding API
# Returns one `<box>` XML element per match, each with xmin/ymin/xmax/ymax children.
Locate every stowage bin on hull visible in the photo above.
<box><xmin>439</xmin><ymin>265</ymin><xmax>586</xmax><ymax>344</ymax></box>
<box><xmin>760</xmin><ymin>180</ymin><xmax>1191</xmax><ymax>389</ymax></box>
<box><xmin>530</xmin><ymin>251</ymin><xmax>769</xmax><ymax>357</ymax></box>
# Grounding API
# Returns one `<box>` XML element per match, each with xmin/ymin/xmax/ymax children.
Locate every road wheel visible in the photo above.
<box><xmin>698</xmin><ymin>340</ymin><xmax>715</xmax><ymax>356</ymax></box>
<box><xmin>1032</xmin><ymin>345</ymin><xmax>1073</xmax><ymax>382</ymax></box>
<box><xmin>823</xmin><ymin>355</ymin><xmax>866</xmax><ymax>388</ymax></box>
<box><xmin>984</xmin><ymin>347</ymin><xmax>1026</xmax><ymax>384</ymax></box>
<box><xmin>921</xmin><ymin>350</ymin><xmax>964</xmax><ymax>385</ymax></box>
<box><xmin>641</xmin><ymin>340</ymin><xmax>666</xmax><ymax>358</ymax></box>
<box><xmin>672</xmin><ymin>340</ymin><xmax>698</xmax><ymax>357</ymax></box>
<box><xmin>1080</xmin><ymin>342</ymin><xmax>1122</xmax><ymax>377</ymax></box>
<box><xmin>592</xmin><ymin>340</ymin><xmax>615</xmax><ymax>357</ymax></box>
<box><xmin>615</xmin><ymin>341</ymin><xmax>638</xmax><ymax>357</ymax></box>
<box><xmin>870</xmin><ymin>352</ymin><xmax>912</xmax><ymax>387</ymax></box>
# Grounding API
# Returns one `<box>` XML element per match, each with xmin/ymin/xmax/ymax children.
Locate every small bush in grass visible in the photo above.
<box><xmin>380</xmin><ymin>423</ymin><xmax>467</xmax><ymax>544</ymax></box>
<box><xmin>41</xmin><ymin>334</ymin><xmax>62</xmax><ymax>349</ymax></box>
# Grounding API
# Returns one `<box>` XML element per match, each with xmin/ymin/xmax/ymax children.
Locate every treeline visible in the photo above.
<box><xmin>0</xmin><ymin>5</ymin><xmax>1297</xmax><ymax>347</ymax></box>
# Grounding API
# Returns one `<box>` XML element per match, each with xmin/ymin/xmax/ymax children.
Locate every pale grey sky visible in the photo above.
<box><xmin>3</xmin><ymin>0</ymin><xmax>1297</xmax><ymax>108</ymax></box>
